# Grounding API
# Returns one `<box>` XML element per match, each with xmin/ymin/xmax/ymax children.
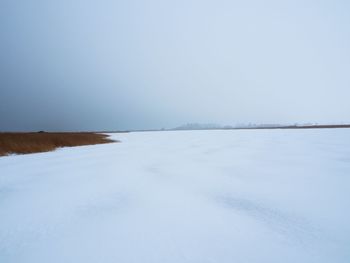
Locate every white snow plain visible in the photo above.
<box><xmin>0</xmin><ymin>129</ymin><xmax>350</xmax><ymax>263</ymax></box>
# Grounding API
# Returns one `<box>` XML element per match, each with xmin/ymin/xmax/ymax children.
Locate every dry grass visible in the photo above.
<box><xmin>0</xmin><ymin>132</ymin><xmax>115</xmax><ymax>156</ymax></box>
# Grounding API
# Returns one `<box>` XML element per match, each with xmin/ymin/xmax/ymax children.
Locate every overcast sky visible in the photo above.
<box><xmin>1</xmin><ymin>0</ymin><xmax>350</xmax><ymax>131</ymax></box>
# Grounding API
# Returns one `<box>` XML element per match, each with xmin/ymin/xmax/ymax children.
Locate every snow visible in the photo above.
<box><xmin>0</xmin><ymin>129</ymin><xmax>350</xmax><ymax>262</ymax></box>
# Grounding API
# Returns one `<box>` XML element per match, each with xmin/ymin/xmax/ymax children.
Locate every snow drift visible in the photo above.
<box><xmin>0</xmin><ymin>129</ymin><xmax>349</xmax><ymax>262</ymax></box>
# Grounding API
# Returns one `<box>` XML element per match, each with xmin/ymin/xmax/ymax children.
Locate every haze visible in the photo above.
<box><xmin>1</xmin><ymin>0</ymin><xmax>350</xmax><ymax>131</ymax></box>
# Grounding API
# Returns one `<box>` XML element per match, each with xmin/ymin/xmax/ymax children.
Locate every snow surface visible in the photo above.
<box><xmin>0</xmin><ymin>129</ymin><xmax>350</xmax><ymax>263</ymax></box>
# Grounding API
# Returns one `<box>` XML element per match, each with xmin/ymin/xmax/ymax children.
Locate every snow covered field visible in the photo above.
<box><xmin>0</xmin><ymin>129</ymin><xmax>350</xmax><ymax>263</ymax></box>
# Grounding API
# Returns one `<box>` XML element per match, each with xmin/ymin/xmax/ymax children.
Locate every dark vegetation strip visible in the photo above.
<box><xmin>134</xmin><ymin>124</ymin><xmax>350</xmax><ymax>132</ymax></box>
<box><xmin>0</xmin><ymin>132</ymin><xmax>115</xmax><ymax>156</ymax></box>
<box><xmin>233</xmin><ymin>124</ymin><xmax>350</xmax><ymax>130</ymax></box>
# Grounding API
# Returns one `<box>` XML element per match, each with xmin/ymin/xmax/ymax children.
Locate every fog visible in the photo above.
<box><xmin>1</xmin><ymin>0</ymin><xmax>350</xmax><ymax>131</ymax></box>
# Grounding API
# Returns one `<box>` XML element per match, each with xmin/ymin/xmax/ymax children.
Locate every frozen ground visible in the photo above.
<box><xmin>0</xmin><ymin>129</ymin><xmax>350</xmax><ymax>262</ymax></box>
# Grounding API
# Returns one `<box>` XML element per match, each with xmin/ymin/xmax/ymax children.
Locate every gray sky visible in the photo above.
<box><xmin>1</xmin><ymin>0</ymin><xmax>350</xmax><ymax>131</ymax></box>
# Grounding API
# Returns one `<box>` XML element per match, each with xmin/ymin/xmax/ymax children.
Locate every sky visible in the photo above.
<box><xmin>1</xmin><ymin>0</ymin><xmax>350</xmax><ymax>131</ymax></box>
